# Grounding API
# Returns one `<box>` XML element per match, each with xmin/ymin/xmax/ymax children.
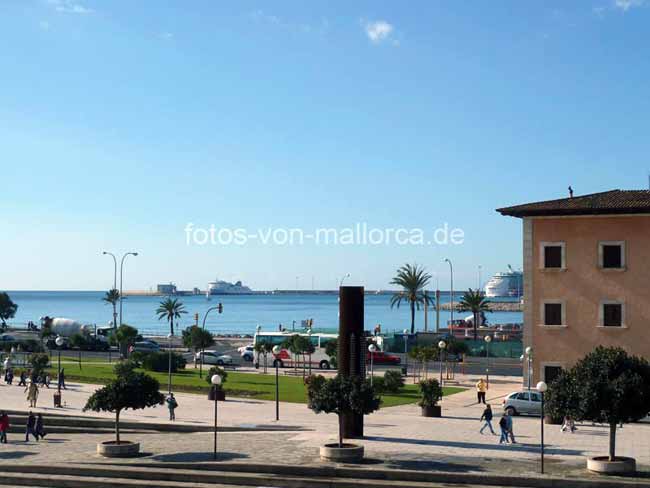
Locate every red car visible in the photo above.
<box><xmin>366</xmin><ymin>350</ymin><xmax>401</xmax><ymax>365</ymax></box>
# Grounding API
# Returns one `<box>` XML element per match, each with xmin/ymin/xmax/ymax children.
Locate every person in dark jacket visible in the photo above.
<box><xmin>35</xmin><ymin>414</ymin><xmax>46</xmax><ymax>440</ymax></box>
<box><xmin>479</xmin><ymin>404</ymin><xmax>496</xmax><ymax>435</ymax></box>
<box><xmin>18</xmin><ymin>370</ymin><xmax>27</xmax><ymax>387</ymax></box>
<box><xmin>58</xmin><ymin>369</ymin><xmax>66</xmax><ymax>390</ymax></box>
<box><xmin>25</xmin><ymin>411</ymin><xmax>37</xmax><ymax>442</ymax></box>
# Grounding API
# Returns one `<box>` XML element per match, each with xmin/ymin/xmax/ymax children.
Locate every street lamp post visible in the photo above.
<box><xmin>307</xmin><ymin>329</ymin><xmax>313</xmax><ymax>376</ymax></box>
<box><xmin>55</xmin><ymin>336</ymin><xmax>64</xmax><ymax>407</ymax></box>
<box><xmin>444</xmin><ymin>259</ymin><xmax>454</xmax><ymax>330</ymax></box>
<box><xmin>211</xmin><ymin>374</ymin><xmax>222</xmax><ymax>461</ymax></box>
<box><xmin>525</xmin><ymin>346</ymin><xmax>533</xmax><ymax>390</ymax></box>
<box><xmin>119</xmin><ymin>252</ymin><xmax>138</xmax><ymax>327</ymax></box>
<box><xmin>402</xmin><ymin>329</ymin><xmax>409</xmax><ymax>379</ymax></box>
<box><xmin>339</xmin><ymin>273</ymin><xmax>351</xmax><ymax>287</ymax></box>
<box><xmin>200</xmin><ymin>303</ymin><xmax>223</xmax><ymax>378</ymax></box>
<box><xmin>484</xmin><ymin>335</ymin><xmax>492</xmax><ymax>388</ymax></box>
<box><xmin>438</xmin><ymin>340</ymin><xmax>446</xmax><ymax>387</ymax></box>
<box><xmin>167</xmin><ymin>333</ymin><xmax>173</xmax><ymax>395</ymax></box>
<box><xmin>368</xmin><ymin>344</ymin><xmax>377</xmax><ymax>386</ymax></box>
<box><xmin>537</xmin><ymin>381</ymin><xmax>548</xmax><ymax>474</ymax></box>
<box><xmin>273</xmin><ymin>345</ymin><xmax>281</xmax><ymax>421</ymax></box>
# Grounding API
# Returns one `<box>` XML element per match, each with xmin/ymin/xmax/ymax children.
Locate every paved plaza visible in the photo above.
<box><xmin>1</xmin><ymin>373</ymin><xmax>649</xmax><ymax>480</ymax></box>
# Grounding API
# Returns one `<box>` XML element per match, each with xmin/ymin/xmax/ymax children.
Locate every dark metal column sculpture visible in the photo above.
<box><xmin>338</xmin><ymin>285</ymin><xmax>365</xmax><ymax>439</ymax></box>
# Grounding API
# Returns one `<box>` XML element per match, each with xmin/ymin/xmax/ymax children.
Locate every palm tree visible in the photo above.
<box><xmin>156</xmin><ymin>298</ymin><xmax>187</xmax><ymax>336</ymax></box>
<box><xmin>390</xmin><ymin>263</ymin><xmax>434</xmax><ymax>334</ymax></box>
<box><xmin>458</xmin><ymin>288</ymin><xmax>491</xmax><ymax>340</ymax></box>
<box><xmin>102</xmin><ymin>289</ymin><xmax>120</xmax><ymax>330</ymax></box>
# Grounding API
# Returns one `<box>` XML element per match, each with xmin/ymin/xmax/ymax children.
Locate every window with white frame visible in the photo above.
<box><xmin>542</xmin><ymin>301</ymin><xmax>565</xmax><ymax>326</ymax></box>
<box><xmin>600</xmin><ymin>301</ymin><xmax>624</xmax><ymax>327</ymax></box>
<box><xmin>540</xmin><ymin>242</ymin><xmax>565</xmax><ymax>269</ymax></box>
<box><xmin>599</xmin><ymin>241</ymin><xmax>625</xmax><ymax>269</ymax></box>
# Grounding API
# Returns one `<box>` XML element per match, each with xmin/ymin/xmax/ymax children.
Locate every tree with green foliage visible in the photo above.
<box><xmin>83</xmin><ymin>362</ymin><xmax>164</xmax><ymax>444</ymax></box>
<box><xmin>115</xmin><ymin>324</ymin><xmax>138</xmax><ymax>358</ymax></box>
<box><xmin>28</xmin><ymin>353</ymin><xmax>50</xmax><ymax>377</ymax></box>
<box><xmin>205</xmin><ymin>366</ymin><xmax>228</xmax><ymax>391</ymax></box>
<box><xmin>156</xmin><ymin>298</ymin><xmax>187</xmax><ymax>336</ymax></box>
<box><xmin>458</xmin><ymin>288</ymin><xmax>491</xmax><ymax>340</ymax></box>
<box><xmin>547</xmin><ymin>347</ymin><xmax>650</xmax><ymax>461</ymax></box>
<box><xmin>102</xmin><ymin>288</ymin><xmax>120</xmax><ymax>329</ymax></box>
<box><xmin>325</xmin><ymin>339</ymin><xmax>338</xmax><ymax>369</ymax></box>
<box><xmin>182</xmin><ymin>325</ymin><xmax>214</xmax><ymax>378</ymax></box>
<box><xmin>390</xmin><ymin>264</ymin><xmax>434</xmax><ymax>334</ymax></box>
<box><xmin>418</xmin><ymin>378</ymin><xmax>443</xmax><ymax>408</ymax></box>
<box><xmin>283</xmin><ymin>334</ymin><xmax>313</xmax><ymax>377</ymax></box>
<box><xmin>254</xmin><ymin>341</ymin><xmax>274</xmax><ymax>373</ymax></box>
<box><xmin>0</xmin><ymin>292</ymin><xmax>18</xmax><ymax>327</ymax></box>
<box><xmin>307</xmin><ymin>374</ymin><xmax>381</xmax><ymax>448</ymax></box>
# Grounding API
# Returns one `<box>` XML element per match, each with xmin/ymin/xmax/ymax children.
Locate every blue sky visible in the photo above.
<box><xmin>1</xmin><ymin>0</ymin><xmax>650</xmax><ymax>292</ymax></box>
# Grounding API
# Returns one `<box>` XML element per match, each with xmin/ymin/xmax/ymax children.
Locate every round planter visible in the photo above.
<box><xmin>421</xmin><ymin>405</ymin><xmax>441</xmax><ymax>417</ymax></box>
<box><xmin>208</xmin><ymin>388</ymin><xmax>226</xmax><ymax>401</ymax></box>
<box><xmin>587</xmin><ymin>456</ymin><xmax>636</xmax><ymax>474</ymax></box>
<box><xmin>97</xmin><ymin>441</ymin><xmax>140</xmax><ymax>458</ymax></box>
<box><xmin>319</xmin><ymin>443</ymin><xmax>364</xmax><ymax>463</ymax></box>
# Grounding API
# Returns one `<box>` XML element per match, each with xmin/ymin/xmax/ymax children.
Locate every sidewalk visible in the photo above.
<box><xmin>0</xmin><ymin>377</ymin><xmax>649</xmax><ymax>477</ymax></box>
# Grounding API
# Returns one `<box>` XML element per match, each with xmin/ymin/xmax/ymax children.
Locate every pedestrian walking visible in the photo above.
<box><xmin>498</xmin><ymin>415</ymin><xmax>509</xmax><ymax>444</ymax></box>
<box><xmin>561</xmin><ymin>415</ymin><xmax>576</xmax><ymax>433</ymax></box>
<box><xmin>25</xmin><ymin>411</ymin><xmax>37</xmax><ymax>442</ymax></box>
<box><xmin>166</xmin><ymin>393</ymin><xmax>178</xmax><ymax>421</ymax></box>
<box><xmin>0</xmin><ymin>411</ymin><xmax>9</xmax><ymax>443</ymax></box>
<box><xmin>35</xmin><ymin>414</ymin><xmax>46</xmax><ymax>440</ymax></box>
<box><xmin>25</xmin><ymin>381</ymin><xmax>39</xmax><ymax>408</ymax></box>
<box><xmin>505</xmin><ymin>410</ymin><xmax>516</xmax><ymax>443</ymax></box>
<box><xmin>6</xmin><ymin>369</ymin><xmax>13</xmax><ymax>385</ymax></box>
<box><xmin>476</xmin><ymin>378</ymin><xmax>487</xmax><ymax>404</ymax></box>
<box><xmin>18</xmin><ymin>370</ymin><xmax>27</xmax><ymax>387</ymax></box>
<box><xmin>479</xmin><ymin>404</ymin><xmax>496</xmax><ymax>435</ymax></box>
<box><xmin>58</xmin><ymin>369</ymin><xmax>66</xmax><ymax>390</ymax></box>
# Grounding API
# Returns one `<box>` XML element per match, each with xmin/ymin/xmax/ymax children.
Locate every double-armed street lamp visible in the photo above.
<box><xmin>211</xmin><ymin>374</ymin><xmax>222</xmax><ymax>461</ymax></box>
<box><xmin>273</xmin><ymin>345</ymin><xmax>281</xmax><ymax>421</ymax></box>
<box><xmin>368</xmin><ymin>344</ymin><xmax>377</xmax><ymax>386</ymax></box>
<box><xmin>537</xmin><ymin>381</ymin><xmax>548</xmax><ymax>474</ymax></box>
<box><xmin>438</xmin><ymin>340</ymin><xmax>446</xmax><ymax>386</ymax></box>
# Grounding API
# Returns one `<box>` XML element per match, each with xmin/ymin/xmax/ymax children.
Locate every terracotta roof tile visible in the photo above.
<box><xmin>497</xmin><ymin>190</ymin><xmax>650</xmax><ymax>217</ymax></box>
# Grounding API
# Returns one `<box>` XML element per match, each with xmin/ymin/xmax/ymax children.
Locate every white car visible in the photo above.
<box><xmin>196</xmin><ymin>351</ymin><xmax>233</xmax><ymax>366</ymax></box>
<box><xmin>238</xmin><ymin>344</ymin><xmax>254</xmax><ymax>354</ymax></box>
<box><xmin>502</xmin><ymin>389</ymin><xmax>543</xmax><ymax>416</ymax></box>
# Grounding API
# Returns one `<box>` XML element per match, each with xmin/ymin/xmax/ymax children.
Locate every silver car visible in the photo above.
<box><xmin>502</xmin><ymin>390</ymin><xmax>543</xmax><ymax>416</ymax></box>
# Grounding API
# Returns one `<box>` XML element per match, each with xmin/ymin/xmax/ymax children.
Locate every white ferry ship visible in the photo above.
<box><xmin>484</xmin><ymin>265</ymin><xmax>523</xmax><ymax>297</ymax></box>
<box><xmin>207</xmin><ymin>279</ymin><xmax>253</xmax><ymax>295</ymax></box>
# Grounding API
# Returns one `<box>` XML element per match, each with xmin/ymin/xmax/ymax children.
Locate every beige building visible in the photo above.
<box><xmin>498</xmin><ymin>189</ymin><xmax>650</xmax><ymax>386</ymax></box>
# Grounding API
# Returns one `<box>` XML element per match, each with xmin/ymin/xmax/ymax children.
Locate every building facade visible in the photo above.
<box><xmin>498</xmin><ymin>190</ymin><xmax>650</xmax><ymax>386</ymax></box>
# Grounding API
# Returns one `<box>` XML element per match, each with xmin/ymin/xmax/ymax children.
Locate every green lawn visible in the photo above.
<box><xmin>48</xmin><ymin>362</ymin><xmax>464</xmax><ymax>407</ymax></box>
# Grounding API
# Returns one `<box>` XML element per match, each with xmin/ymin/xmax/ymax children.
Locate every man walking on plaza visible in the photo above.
<box><xmin>476</xmin><ymin>378</ymin><xmax>487</xmax><ymax>404</ymax></box>
<box><xmin>505</xmin><ymin>411</ymin><xmax>516</xmax><ymax>444</ymax></box>
<box><xmin>479</xmin><ymin>404</ymin><xmax>496</xmax><ymax>435</ymax></box>
<box><xmin>166</xmin><ymin>393</ymin><xmax>178</xmax><ymax>421</ymax></box>
<box><xmin>25</xmin><ymin>411</ymin><xmax>37</xmax><ymax>442</ymax></box>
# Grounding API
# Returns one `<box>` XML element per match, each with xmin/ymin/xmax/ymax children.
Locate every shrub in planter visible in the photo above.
<box><xmin>418</xmin><ymin>378</ymin><xmax>443</xmax><ymax>417</ymax></box>
<box><xmin>307</xmin><ymin>374</ymin><xmax>381</xmax><ymax>448</ymax></box>
<box><xmin>83</xmin><ymin>361</ymin><xmax>164</xmax><ymax>447</ymax></box>
<box><xmin>28</xmin><ymin>353</ymin><xmax>50</xmax><ymax>377</ymax></box>
<box><xmin>206</xmin><ymin>366</ymin><xmax>228</xmax><ymax>400</ymax></box>
<box><xmin>548</xmin><ymin>347</ymin><xmax>650</xmax><ymax>466</ymax></box>
<box><xmin>141</xmin><ymin>352</ymin><xmax>186</xmax><ymax>373</ymax></box>
<box><xmin>383</xmin><ymin>370</ymin><xmax>405</xmax><ymax>393</ymax></box>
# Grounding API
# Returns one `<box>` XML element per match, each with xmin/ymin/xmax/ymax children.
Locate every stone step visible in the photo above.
<box><xmin>0</xmin><ymin>462</ymin><xmax>640</xmax><ymax>488</ymax></box>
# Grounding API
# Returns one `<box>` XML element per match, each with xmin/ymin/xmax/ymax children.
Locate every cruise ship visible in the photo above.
<box><xmin>207</xmin><ymin>279</ymin><xmax>253</xmax><ymax>295</ymax></box>
<box><xmin>483</xmin><ymin>265</ymin><xmax>523</xmax><ymax>297</ymax></box>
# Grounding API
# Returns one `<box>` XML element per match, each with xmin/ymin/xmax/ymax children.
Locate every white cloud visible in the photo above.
<box><xmin>362</xmin><ymin>19</ymin><xmax>395</xmax><ymax>44</ymax></box>
<box><xmin>613</xmin><ymin>0</ymin><xmax>646</xmax><ymax>11</ymax></box>
<box><xmin>46</xmin><ymin>0</ymin><xmax>92</xmax><ymax>14</ymax></box>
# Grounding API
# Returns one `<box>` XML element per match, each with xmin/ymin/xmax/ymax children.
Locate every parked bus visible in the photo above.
<box><xmin>253</xmin><ymin>331</ymin><xmax>338</xmax><ymax>370</ymax></box>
